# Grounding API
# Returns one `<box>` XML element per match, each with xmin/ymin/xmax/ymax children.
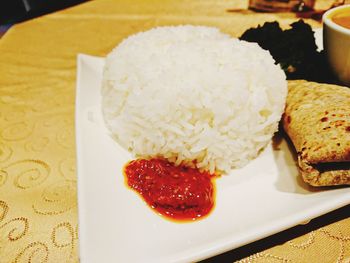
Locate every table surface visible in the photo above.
<box><xmin>0</xmin><ymin>0</ymin><xmax>349</xmax><ymax>262</ymax></box>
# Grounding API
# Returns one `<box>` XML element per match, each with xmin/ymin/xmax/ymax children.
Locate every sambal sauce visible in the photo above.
<box><xmin>124</xmin><ymin>158</ymin><xmax>216</xmax><ymax>222</ymax></box>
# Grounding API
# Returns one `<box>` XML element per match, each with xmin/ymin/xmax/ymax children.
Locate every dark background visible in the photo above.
<box><xmin>0</xmin><ymin>0</ymin><xmax>88</xmax><ymax>26</ymax></box>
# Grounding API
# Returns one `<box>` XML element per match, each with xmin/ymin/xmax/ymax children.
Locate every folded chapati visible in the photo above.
<box><xmin>283</xmin><ymin>80</ymin><xmax>350</xmax><ymax>186</ymax></box>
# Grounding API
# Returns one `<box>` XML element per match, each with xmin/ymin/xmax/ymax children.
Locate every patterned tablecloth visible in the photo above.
<box><xmin>0</xmin><ymin>0</ymin><xmax>349</xmax><ymax>262</ymax></box>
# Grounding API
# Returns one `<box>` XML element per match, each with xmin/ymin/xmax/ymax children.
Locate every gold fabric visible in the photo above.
<box><xmin>0</xmin><ymin>0</ymin><xmax>348</xmax><ymax>262</ymax></box>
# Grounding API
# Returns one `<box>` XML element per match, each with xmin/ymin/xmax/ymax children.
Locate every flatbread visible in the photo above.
<box><xmin>283</xmin><ymin>80</ymin><xmax>350</xmax><ymax>186</ymax></box>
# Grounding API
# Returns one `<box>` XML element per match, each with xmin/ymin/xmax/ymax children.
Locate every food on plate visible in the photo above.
<box><xmin>102</xmin><ymin>25</ymin><xmax>287</xmax><ymax>175</ymax></box>
<box><xmin>124</xmin><ymin>158</ymin><xmax>215</xmax><ymax>221</ymax></box>
<box><xmin>283</xmin><ymin>80</ymin><xmax>350</xmax><ymax>186</ymax></box>
<box><xmin>240</xmin><ymin>20</ymin><xmax>337</xmax><ymax>84</ymax></box>
<box><xmin>102</xmin><ymin>25</ymin><xmax>287</xmax><ymax>221</ymax></box>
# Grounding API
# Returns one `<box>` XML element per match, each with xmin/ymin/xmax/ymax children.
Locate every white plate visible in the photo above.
<box><xmin>76</xmin><ymin>36</ymin><xmax>350</xmax><ymax>263</ymax></box>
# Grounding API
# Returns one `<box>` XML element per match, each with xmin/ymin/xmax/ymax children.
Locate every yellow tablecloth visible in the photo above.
<box><xmin>0</xmin><ymin>0</ymin><xmax>349</xmax><ymax>262</ymax></box>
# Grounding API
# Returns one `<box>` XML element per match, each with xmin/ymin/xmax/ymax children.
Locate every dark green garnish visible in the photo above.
<box><xmin>240</xmin><ymin>20</ymin><xmax>338</xmax><ymax>84</ymax></box>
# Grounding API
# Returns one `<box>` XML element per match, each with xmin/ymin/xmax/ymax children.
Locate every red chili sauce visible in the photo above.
<box><xmin>124</xmin><ymin>158</ymin><xmax>216</xmax><ymax>222</ymax></box>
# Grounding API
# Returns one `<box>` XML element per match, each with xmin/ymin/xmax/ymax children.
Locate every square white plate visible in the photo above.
<box><xmin>75</xmin><ymin>53</ymin><xmax>350</xmax><ymax>263</ymax></box>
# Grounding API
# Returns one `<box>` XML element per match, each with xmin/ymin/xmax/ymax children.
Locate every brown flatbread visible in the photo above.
<box><xmin>283</xmin><ymin>80</ymin><xmax>350</xmax><ymax>186</ymax></box>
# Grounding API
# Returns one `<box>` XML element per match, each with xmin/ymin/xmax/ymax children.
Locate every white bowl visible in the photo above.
<box><xmin>323</xmin><ymin>4</ymin><xmax>350</xmax><ymax>86</ymax></box>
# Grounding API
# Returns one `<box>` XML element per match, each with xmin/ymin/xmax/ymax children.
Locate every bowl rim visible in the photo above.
<box><xmin>323</xmin><ymin>4</ymin><xmax>350</xmax><ymax>35</ymax></box>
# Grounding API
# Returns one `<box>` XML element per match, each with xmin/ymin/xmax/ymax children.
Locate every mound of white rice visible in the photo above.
<box><xmin>101</xmin><ymin>25</ymin><xmax>287</xmax><ymax>174</ymax></box>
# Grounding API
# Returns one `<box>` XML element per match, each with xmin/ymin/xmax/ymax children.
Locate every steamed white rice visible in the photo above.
<box><xmin>101</xmin><ymin>25</ymin><xmax>287</xmax><ymax>174</ymax></box>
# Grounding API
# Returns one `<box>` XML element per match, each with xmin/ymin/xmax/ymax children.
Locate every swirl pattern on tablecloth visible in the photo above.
<box><xmin>2</xmin><ymin>159</ymin><xmax>50</xmax><ymax>189</ymax></box>
<box><xmin>32</xmin><ymin>181</ymin><xmax>76</xmax><ymax>215</ymax></box>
